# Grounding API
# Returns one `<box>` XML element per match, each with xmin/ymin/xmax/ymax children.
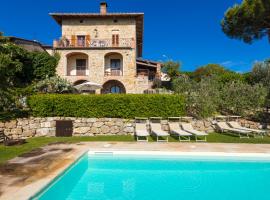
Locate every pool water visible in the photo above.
<box><xmin>34</xmin><ymin>154</ymin><xmax>270</xmax><ymax>200</ymax></box>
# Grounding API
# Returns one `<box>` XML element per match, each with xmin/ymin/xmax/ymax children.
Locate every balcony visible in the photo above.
<box><xmin>53</xmin><ymin>37</ymin><xmax>135</xmax><ymax>48</ymax></box>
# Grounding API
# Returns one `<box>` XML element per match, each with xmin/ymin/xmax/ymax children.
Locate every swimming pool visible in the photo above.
<box><xmin>33</xmin><ymin>152</ymin><xmax>270</xmax><ymax>200</ymax></box>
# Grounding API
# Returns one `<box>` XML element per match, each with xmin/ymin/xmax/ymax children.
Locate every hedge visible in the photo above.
<box><xmin>28</xmin><ymin>94</ymin><xmax>186</xmax><ymax>118</ymax></box>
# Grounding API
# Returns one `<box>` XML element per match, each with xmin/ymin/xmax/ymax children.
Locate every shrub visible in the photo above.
<box><xmin>34</xmin><ymin>76</ymin><xmax>75</xmax><ymax>94</ymax></box>
<box><xmin>28</xmin><ymin>94</ymin><xmax>186</xmax><ymax>118</ymax></box>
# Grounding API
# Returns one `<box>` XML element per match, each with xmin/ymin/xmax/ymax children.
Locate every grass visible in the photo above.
<box><xmin>1</xmin><ymin>133</ymin><xmax>270</xmax><ymax>164</ymax></box>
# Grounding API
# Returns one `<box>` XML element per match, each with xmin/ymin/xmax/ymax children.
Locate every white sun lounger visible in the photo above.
<box><xmin>168</xmin><ymin>122</ymin><xmax>192</xmax><ymax>142</ymax></box>
<box><xmin>150</xmin><ymin>123</ymin><xmax>169</xmax><ymax>142</ymax></box>
<box><xmin>216</xmin><ymin>122</ymin><xmax>251</xmax><ymax>138</ymax></box>
<box><xmin>181</xmin><ymin>123</ymin><xmax>208</xmax><ymax>142</ymax></box>
<box><xmin>135</xmin><ymin>122</ymin><xmax>150</xmax><ymax>142</ymax></box>
<box><xmin>228</xmin><ymin>121</ymin><xmax>265</xmax><ymax>138</ymax></box>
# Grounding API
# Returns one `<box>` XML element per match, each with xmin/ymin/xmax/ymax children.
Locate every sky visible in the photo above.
<box><xmin>1</xmin><ymin>0</ymin><xmax>270</xmax><ymax>72</ymax></box>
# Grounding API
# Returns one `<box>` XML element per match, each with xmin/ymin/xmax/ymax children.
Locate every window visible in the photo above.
<box><xmin>110</xmin><ymin>59</ymin><xmax>121</xmax><ymax>69</ymax></box>
<box><xmin>112</xmin><ymin>34</ymin><xmax>119</xmax><ymax>46</ymax></box>
<box><xmin>77</xmin><ymin>35</ymin><xmax>85</xmax><ymax>47</ymax></box>
<box><xmin>76</xmin><ymin>59</ymin><xmax>86</xmax><ymax>70</ymax></box>
<box><xmin>110</xmin><ymin>86</ymin><xmax>121</xmax><ymax>93</ymax></box>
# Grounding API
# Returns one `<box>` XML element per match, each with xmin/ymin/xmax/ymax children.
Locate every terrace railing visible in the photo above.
<box><xmin>53</xmin><ymin>38</ymin><xmax>135</xmax><ymax>48</ymax></box>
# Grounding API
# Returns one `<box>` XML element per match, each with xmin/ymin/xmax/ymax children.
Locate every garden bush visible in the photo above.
<box><xmin>28</xmin><ymin>94</ymin><xmax>186</xmax><ymax>118</ymax></box>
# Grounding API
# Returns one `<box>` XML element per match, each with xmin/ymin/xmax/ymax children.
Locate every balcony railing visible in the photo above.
<box><xmin>105</xmin><ymin>69</ymin><xmax>122</xmax><ymax>76</ymax></box>
<box><xmin>54</xmin><ymin>38</ymin><xmax>134</xmax><ymax>48</ymax></box>
<box><xmin>67</xmin><ymin>69</ymin><xmax>89</xmax><ymax>76</ymax></box>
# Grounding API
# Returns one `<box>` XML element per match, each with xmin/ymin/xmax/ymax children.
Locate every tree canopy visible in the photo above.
<box><xmin>162</xmin><ymin>60</ymin><xmax>181</xmax><ymax>80</ymax></box>
<box><xmin>0</xmin><ymin>39</ymin><xmax>59</xmax><ymax>114</ymax></box>
<box><xmin>221</xmin><ymin>0</ymin><xmax>270</xmax><ymax>43</ymax></box>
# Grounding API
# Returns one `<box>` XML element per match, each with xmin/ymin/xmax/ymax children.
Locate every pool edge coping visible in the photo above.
<box><xmin>88</xmin><ymin>150</ymin><xmax>270</xmax><ymax>158</ymax></box>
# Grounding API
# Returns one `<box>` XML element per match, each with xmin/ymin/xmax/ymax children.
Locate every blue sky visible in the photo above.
<box><xmin>1</xmin><ymin>0</ymin><xmax>270</xmax><ymax>72</ymax></box>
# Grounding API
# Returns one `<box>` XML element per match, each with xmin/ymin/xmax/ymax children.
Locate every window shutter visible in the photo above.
<box><xmin>71</xmin><ymin>35</ymin><xmax>76</xmax><ymax>47</ymax></box>
<box><xmin>86</xmin><ymin>35</ymin><xmax>90</xmax><ymax>47</ymax></box>
<box><xmin>116</xmin><ymin>34</ymin><xmax>119</xmax><ymax>46</ymax></box>
<box><xmin>112</xmin><ymin>35</ymin><xmax>115</xmax><ymax>46</ymax></box>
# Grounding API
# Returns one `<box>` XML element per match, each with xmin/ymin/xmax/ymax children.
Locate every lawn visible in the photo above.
<box><xmin>1</xmin><ymin>133</ymin><xmax>270</xmax><ymax>164</ymax></box>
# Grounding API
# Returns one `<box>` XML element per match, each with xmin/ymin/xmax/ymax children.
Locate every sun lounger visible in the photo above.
<box><xmin>135</xmin><ymin>121</ymin><xmax>150</xmax><ymax>142</ymax></box>
<box><xmin>168</xmin><ymin>122</ymin><xmax>192</xmax><ymax>141</ymax></box>
<box><xmin>181</xmin><ymin>123</ymin><xmax>208</xmax><ymax>142</ymax></box>
<box><xmin>216</xmin><ymin>122</ymin><xmax>251</xmax><ymax>138</ymax></box>
<box><xmin>150</xmin><ymin>121</ymin><xmax>169</xmax><ymax>142</ymax></box>
<box><xmin>228</xmin><ymin>121</ymin><xmax>265</xmax><ymax>138</ymax></box>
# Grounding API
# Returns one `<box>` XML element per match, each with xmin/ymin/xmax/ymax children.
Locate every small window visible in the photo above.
<box><xmin>77</xmin><ymin>35</ymin><xmax>85</xmax><ymax>47</ymax></box>
<box><xmin>113</xmin><ymin>19</ymin><xmax>118</xmax><ymax>23</ymax></box>
<box><xmin>112</xmin><ymin>34</ymin><xmax>119</xmax><ymax>46</ymax></box>
<box><xmin>110</xmin><ymin>86</ymin><xmax>121</xmax><ymax>93</ymax></box>
<box><xmin>79</xmin><ymin>19</ymin><xmax>84</xmax><ymax>23</ymax></box>
<box><xmin>110</xmin><ymin>59</ymin><xmax>121</xmax><ymax>69</ymax></box>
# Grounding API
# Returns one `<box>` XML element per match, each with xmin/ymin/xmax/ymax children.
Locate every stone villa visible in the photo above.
<box><xmin>49</xmin><ymin>2</ymin><xmax>162</xmax><ymax>94</ymax></box>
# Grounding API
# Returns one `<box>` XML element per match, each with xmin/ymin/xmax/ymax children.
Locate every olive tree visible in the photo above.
<box><xmin>220</xmin><ymin>81</ymin><xmax>267</xmax><ymax>116</ymax></box>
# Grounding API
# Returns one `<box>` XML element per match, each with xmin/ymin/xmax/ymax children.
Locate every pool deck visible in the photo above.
<box><xmin>1</xmin><ymin>142</ymin><xmax>270</xmax><ymax>200</ymax></box>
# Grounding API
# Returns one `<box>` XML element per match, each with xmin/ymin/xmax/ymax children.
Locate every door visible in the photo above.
<box><xmin>56</xmin><ymin>120</ymin><xmax>73</xmax><ymax>137</ymax></box>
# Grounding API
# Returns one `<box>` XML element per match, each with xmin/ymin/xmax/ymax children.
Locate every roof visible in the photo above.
<box><xmin>50</xmin><ymin>12</ymin><xmax>144</xmax><ymax>57</ymax></box>
<box><xmin>7</xmin><ymin>36</ymin><xmax>46</xmax><ymax>52</ymax></box>
<box><xmin>136</xmin><ymin>58</ymin><xmax>162</xmax><ymax>68</ymax></box>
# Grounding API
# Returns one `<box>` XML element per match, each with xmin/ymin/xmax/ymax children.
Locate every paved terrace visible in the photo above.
<box><xmin>1</xmin><ymin>142</ymin><xmax>270</xmax><ymax>200</ymax></box>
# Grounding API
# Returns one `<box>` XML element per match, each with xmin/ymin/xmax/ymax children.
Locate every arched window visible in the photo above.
<box><xmin>110</xmin><ymin>86</ymin><xmax>121</xmax><ymax>93</ymax></box>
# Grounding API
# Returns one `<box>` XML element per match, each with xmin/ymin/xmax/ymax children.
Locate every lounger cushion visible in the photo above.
<box><xmin>181</xmin><ymin>123</ymin><xmax>208</xmax><ymax>136</ymax></box>
<box><xmin>150</xmin><ymin>123</ymin><xmax>169</xmax><ymax>136</ymax></box>
<box><xmin>152</xmin><ymin>130</ymin><xmax>169</xmax><ymax>136</ymax></box>
<box><xmin>217</xmin><ymin>122</ymin><xmax>250</xmax><ymax>133</ymax></box>
<box><xmin>228</xmin><ymin>122</ymin><xmax>265</xmax><ymax>133</ymax></box>
<box><xmin>171</xmin><ymin>129</ymin><xmax>192</xmax><ymax>136</ymax></box>
<box><xmin>136</xmin><ymin>130</ymin><xmax>149</xmax><ymax>137</ymax></box>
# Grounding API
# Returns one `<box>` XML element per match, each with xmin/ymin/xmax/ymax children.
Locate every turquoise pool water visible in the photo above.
<box><xmin>33</xmin><ymin>154</ymin><xmax>270</xmax><ymax>200</ymax></box>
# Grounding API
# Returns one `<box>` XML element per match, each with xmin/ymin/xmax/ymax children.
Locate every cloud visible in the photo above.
<box><xmin>219</xmin><ymin>61</ymin><xmax>247</xmax><ymax>68</ymax></box>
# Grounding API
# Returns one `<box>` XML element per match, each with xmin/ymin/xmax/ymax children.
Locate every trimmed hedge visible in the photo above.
<box><xmin>28</xmin><ymin>94</ymin><xmax>186</xmax><ymax>118</ymax></box>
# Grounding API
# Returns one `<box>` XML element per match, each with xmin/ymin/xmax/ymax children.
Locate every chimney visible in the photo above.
<box><xmin>100</xmin><ymin>2</ymin><xmax>108</xmax><ymax>15</ymax></box>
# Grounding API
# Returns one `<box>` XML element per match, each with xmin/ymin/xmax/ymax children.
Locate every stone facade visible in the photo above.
<box><xmin>49</xmin><ymin>3</ymin><xmax>157</xmax><ymax>94</ymax></box>
<box><xmin>56</xmin><ymin>48</ymin><xmax>137</xmax><ymax>93</ymax></box>
<box><xmin>0</xmin><ymin>117</ymin><xmax>267</xmax><ymax>139</ymax></box>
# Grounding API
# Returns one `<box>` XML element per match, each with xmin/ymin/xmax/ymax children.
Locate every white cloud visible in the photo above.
<box><xmin>219</xmin><ymin>61</ymin><xmax>246</xmax><ymax>68</ymax></box>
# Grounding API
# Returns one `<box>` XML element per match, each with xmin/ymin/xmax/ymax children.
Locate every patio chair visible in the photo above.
<box><xmin>227</xmin><ymin>121</ymin><xmax>265</xmax><ymax>138</ymax></box>
<box><xmin>135</xmin><ymin>118</ymin><xmax>150</xmax><ymax>142</ymax></box>
<box><xmin>150</xmin><ymin>117</ymin><xmax>169</xmax><ymax>142</ymax></box>
<box><xmin>181</xmin><ymin>123</ymin><xmax>208</xmax><ymax>142</ymax></box>
<box><xmin>168</xmin><ymin>118</ymin><xmax>192</xmax><ymax>142</ymax></box>
<box><xmin>216</xmin><ymin>122</ymin><xmax>251</xmax><ymax>138</ymax></box>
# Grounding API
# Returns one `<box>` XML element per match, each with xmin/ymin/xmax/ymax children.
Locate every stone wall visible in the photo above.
<box><xmin>0</xmin><ymin>117</ymin><xmax>266</xmax><ymax>139</ymax></box>
<box><xmin>0</xmin><ymin>117</ymin><xmax>135</xmax><ymax>139</ymax></box>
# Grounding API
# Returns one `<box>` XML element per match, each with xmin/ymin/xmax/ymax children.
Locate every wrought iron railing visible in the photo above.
<box><xmin>54</xmin><ymin>37</ymin><xmax>134</xmax><ymax>48</ymax></box>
